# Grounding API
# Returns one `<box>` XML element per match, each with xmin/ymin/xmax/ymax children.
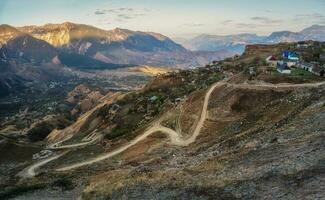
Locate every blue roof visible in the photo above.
<box><xmin>283</xmin><ymin>51</ymin><xmax>299</xmax><ymax>60</ymax></box>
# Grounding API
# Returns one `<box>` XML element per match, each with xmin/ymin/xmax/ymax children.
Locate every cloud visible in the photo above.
<box><xmin>295</xmin><ymin>13</ymin><xmax>324</xmax><ymax>19</ymax></box>
<box><xmin>235</xmin><ymin>23</ymin><xmax>258</xmax><ymax>29</ymax></box>
<box><xmin>182</xmin><ymin>23</ymin><xmax>205</xmax><ymax>27</ymax></box>
<box><xmin>294</xmin><ymin>13</ymin><xmax>325</xmax><ymax>24</ymax></box>
<box><xmin>117</xmin><ymin>14</ymin><xmax>134</xmax><ymax>20</ymax></box>
<box><xmin>94</xmin><ymin>10</ymin><xmax>106</xmax><ymax>15</ymax></box>
<box><xmin>94</xmin><ymin>7</ymin><xmax>151</xmax><ymax>23</ymax></box>
<box><xmin>221</xmin><ymin>20</ymin><xmax>233</xmax><ymax>25</ymax></box>
<box><xmin>118</xmin><ymin>8</ymin><xmax>134</xmax><ymax>12</ymax></box>
<box><xmin>251</xmin><ymin>16</ymin><xmax>282</xmax><ymax>24</ymax></box>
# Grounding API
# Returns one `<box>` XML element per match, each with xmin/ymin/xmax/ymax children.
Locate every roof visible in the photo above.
<box><xmin>301</xmin><ymin>62</ymin><xmax>313</xmax><ymax>68</ymax></box>
<box><xmin>283</xmin><ymin>58</ymin><xmax>298</xmax><ymax>63</ymax></box>
<box><xmin>266</xmin><ymin>55</ymin><xmax>277</xmax><ymax>61</ymax></box>
<box><xmin>283</xmin><ymin>51</ymin><xmax>299</xmax><ymax>59</ymax></box>
<box><xmin>150</xmin><ymin>96</ymin><xmax>158</xmax><ymax>101</ymax></box>
<box><xmin>312</xmin><ymin>65</ymin><xmax>325</xmax><ymax>73</ymax></box>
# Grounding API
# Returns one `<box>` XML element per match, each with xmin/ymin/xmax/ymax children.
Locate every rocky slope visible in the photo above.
<box><xmin>82</xmin><ymin>81</ymin><xmax>325</xmax><ymax>200</ymax></box>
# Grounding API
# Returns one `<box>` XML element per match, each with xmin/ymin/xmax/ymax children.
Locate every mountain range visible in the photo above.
<box><xmin>1</xmin><ymin>22</ymin><xmax>325</xmax><ymax>97</ymax></box>
<box><xmin>0</xmin><ymin>22</ymin><xmax>233</xmax><ymax>97</ymax></box>
<box><xmin>1</xmin><ymin>22</ymin><xmax>229</xmax><ymax>69</ymax></box>
<box><xmin>2</xmin><ymin>23</ymin><xmax>324</xmax><ymax>69</ymax></box>
<box><xmin>180</xmin><ymin>25</ymin><xmax>325</xmax><ymax>54</ymax></box>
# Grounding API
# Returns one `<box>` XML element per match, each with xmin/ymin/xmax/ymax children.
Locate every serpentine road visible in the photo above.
<box><xmin>18</xmin><ymin>151</ymin><xmax>68</xmax><ymax>178</ymax></box>
<box><xmin>21</xmin><ymin>81</ymin><xmax>325</xmax><ymax>176</ymax></box>
<box><xmin>56</xmin><ymin>81</ymin><xmax>225</xmax><ymax>171</ymax></box>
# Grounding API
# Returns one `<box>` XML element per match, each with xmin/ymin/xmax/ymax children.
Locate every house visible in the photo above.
<box><xmin>320</xmin><ymin>53</ymin><xmax>325</xmax><ymax>62</ymax></box>
<box><xmin>282</xmin><ymin>51</ymin><xmax>299</xmax><ymax>67</ymax></box>
<box><xmin>283</xmin><ymin>51</ymin><xmax>299</xmax><ymax>61</ymax></box>
<box><xmin>249</xmin><ymin>67</ymin><xmax>256</xmax><ymax>76</ymax></box>
<box><xmin>298</xmin><ymin>62</ymin><xmax>314</xmax><ymax>72</ymax></box>
<box><xmin>277</xmin><ymin>62</ymin><xmax>291</xmax><ymax>74</ymax></box>
<box><xmin>266</xmin><ymin>56</ymin><xmax>278</xmax><ymax>66</ymax></box>
<box><xmin>283</xmin><ymin>58</ymin><xmax>297</xmax><ymax>67</ymax></box>
<box><xmin>311</xmin><ymin>65</ymin><xmax>325</xmax><ymax>77</ymax></box>
<box><xmin>297</xmin><ymin>41</ymin><xmax>310</xmax><ymax>48</ymax></box>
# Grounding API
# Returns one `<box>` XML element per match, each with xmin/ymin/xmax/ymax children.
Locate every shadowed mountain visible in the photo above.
<box><xmin>18</xmin><ymin>22</ymin><xmax>210</xmax><ymax>67</ymax></box>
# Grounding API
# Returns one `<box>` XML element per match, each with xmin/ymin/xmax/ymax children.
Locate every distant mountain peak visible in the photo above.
<box><xmin>0</xmin><ymin>25</ymin><xmax>25</xmax><ymax>45</ymax></box>
<box><xmin>308</xmin><ymin>24</ymin><xmax>324</xmax><ymax>29</ymax></box>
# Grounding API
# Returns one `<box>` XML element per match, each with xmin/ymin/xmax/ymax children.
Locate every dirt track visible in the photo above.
<box><xmin>21</xmin><ymin>81</ymin><xmax>325</xmax><ymax>175</ymax></box>
<box><xmin>18</xmin><ymin>151</ymin><xmax>68</xmax><ymax>178</ymax></box>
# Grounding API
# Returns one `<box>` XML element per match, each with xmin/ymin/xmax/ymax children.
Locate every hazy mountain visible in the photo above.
<box><xmin>264</xmin><ymin>31</ymin><xmax>303</xmax><ymax>43</ymax></box>
<box><xmin>300</xmin><ymin>25</ymin><xmax>325</xmax><ymax>41</ymax></box>
<box><xmin>182</xmin><ymin>33</ymin><xmax>265</xmax><ymax>54</ymax></box>
<box><xmin>181</xmin><ymin>25</ymin><xmax>325</xmax><ymax>54</ymax></box>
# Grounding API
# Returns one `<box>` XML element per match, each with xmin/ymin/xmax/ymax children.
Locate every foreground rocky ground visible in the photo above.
<box><xmin>79</xmin><ymin>83</ymin><xmax>325</xmax><ymax>199</ymax></box>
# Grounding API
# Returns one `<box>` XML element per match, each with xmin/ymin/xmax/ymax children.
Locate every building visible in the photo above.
<box><xmin>249</xmin><ymin>67</ymin><xmax>256</xmax><ymax>76</ymax></box>
<box><xmin>283</xmin><ymin>51</ymin><xmax>299</xmax><ymax>61</ymax></box>
<box><xmin>297</xmin><ymin>41</ymin><xmax>310</xmax><ymax>49</ymax></box>
<box><xmin>320</xmin><ymin>53</ymin><xmax>325</xmax><ymax>62</ymax></box>
<box><xmin>283</xmin><ymin>59</ymin><xmax>298</xmax><ymax>67</ymax></box>
<box><xmin>313</xmin><ymin>65</ymin><xmax>325</xmax><ymax>77</ymax></box>
<box><xmin>266</xmin><ymin>56</ymin><xmax>278</xmax><ymax>66</ymax></box>
<box><xmin>277</xmin><ymin>62</ymin><xmax>291</xmax><ymax>74</ymax></box>
<box><xmin>298</xmin><ymin>62</ymin><xmax>314</xmax><ymax>72</ymax></box>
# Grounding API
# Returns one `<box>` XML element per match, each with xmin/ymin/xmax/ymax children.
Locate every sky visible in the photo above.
<box><xmin>0</xmin><ymin>0</ymin><xmax>325</xmax><ymax>39</ymax></box>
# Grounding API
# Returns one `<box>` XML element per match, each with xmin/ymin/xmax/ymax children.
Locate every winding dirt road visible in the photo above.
<box><xmin>22</xmin><ymin>81</ymin><xmax>325</xmax><ymax>175</ymax></box>
<box><xmin>18</xmin><ymin>151</ymin><xmax>68</xmax><ymax>178</ymax></box>
<box><xmin>56</xmin><ymin>81</ymin><xmax>225</xmax><ymax>171</ymax></box>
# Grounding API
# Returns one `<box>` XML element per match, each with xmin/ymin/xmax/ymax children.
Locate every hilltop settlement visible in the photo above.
<box><xmin>266</xmin><ymin>41</ymin><xmax>325</xmax><ymax>76</ymax></box>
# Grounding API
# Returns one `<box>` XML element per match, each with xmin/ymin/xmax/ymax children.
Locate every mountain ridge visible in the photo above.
<box><xmin>15</xmin><ymin>22</ymin><xmax>208</xmax><ymax>67</ymax></box>
<box><xmin>181</xmin><ymin>24</ymin><xmax>325</xmax><ymax>53</ymax></box>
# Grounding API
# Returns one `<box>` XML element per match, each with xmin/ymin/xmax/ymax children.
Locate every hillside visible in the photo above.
<box><xmin>1</xmin><ymin>42</ymin><xmax>324</xmax><ymax>199</ymax></box>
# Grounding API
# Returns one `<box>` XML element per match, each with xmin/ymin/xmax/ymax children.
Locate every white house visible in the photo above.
<box><xmin>277</xmin><ymin>63</ymin><xmax>291</xmax><ymax>74</ymax></box>
<box><xmin>298</xmin><ymin>62</ymin><xmax>314</xmax><ymax>72</ymax></box>
<box><xmin>285</xmin><ymin>59</ymin><xmax>298</xmax><ymax>67</ymax></box>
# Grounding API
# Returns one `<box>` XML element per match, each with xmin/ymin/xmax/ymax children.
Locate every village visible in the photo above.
<box><xmin>266</xmin><ymin>42</ymin><xmax>325</xmax><ymax>77</ymax></box>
